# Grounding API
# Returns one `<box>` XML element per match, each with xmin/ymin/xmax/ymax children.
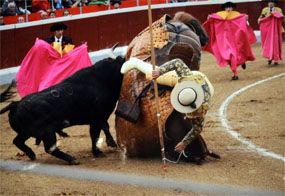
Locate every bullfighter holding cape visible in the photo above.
<box><xmin>17</xmin><ymin>23</ymin><xmax>92</xmax><ymax>98</ymax></box>
<box><xmin>258</xmin><ymin>0</ymin><xmax>284</xmax><ymax>65</ymax></box>
<box><xmin>202</xmin><ymin>2</ymin><xmax>256</xmax><ymax>80</ymax></box>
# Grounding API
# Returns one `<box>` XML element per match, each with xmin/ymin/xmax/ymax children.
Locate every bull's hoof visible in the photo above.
<box><xmin>69</xmin><ymin>159</ymin><xmax>80</xmax><ymax>165</ymax></box>
<box><xmin>93</xmin><ymin>148</ymin><xmax>105</xmax><ymax>157</ymax></box>
<box><xmin>28</xmin><ymin>153</ymin><xmax>36</xmax><ymax>161</ymax></box>
<box><xmin>94</xmin><ymin>152</ymin><xmax>106</xmax><ymax>158</ymax></box>
<box><xmin>106</xmin><ymin>138</ymin><xmax>117</xmax><ymax>148</ymax></box>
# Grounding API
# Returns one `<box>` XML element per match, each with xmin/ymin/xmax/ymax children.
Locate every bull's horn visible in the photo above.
<box><xmin>109</xmin><ymin>42</ymin><xmax>119</xmax><ymax>59</ymax></box>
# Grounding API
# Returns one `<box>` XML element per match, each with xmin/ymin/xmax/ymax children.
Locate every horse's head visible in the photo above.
<box><xmin>173</xmin><ymin>12</ymin><xmax>209</xmax><ymax>47</ymax></box>
<box><xmin>155</xmin><ymin>12</ymin><xmax>207</xmax><ymax>71</ymax></box>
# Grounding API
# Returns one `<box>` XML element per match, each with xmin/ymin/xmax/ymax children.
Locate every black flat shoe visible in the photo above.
<box><xmin>241</xmin><ymin>63</ymin><xmax>246</xmax><ymax>69</ymax></box>
<box><xmin>274</xmin><ymin>62</ymin><xmax>278</xmax><ymax>66</ymax></box>
<box><xmin>232</xmin><ymin>76</ymin><xmax>239</xmax><ymax>80</ymax></box>
<box><xmin>268</xmin><ymin>60</ymin><xmax>272</xmax><ymax>65</ymax></box>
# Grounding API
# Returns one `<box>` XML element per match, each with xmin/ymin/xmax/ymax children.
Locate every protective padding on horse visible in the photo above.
<box><xmin>116</xmin><ymin>69</ymin><xmax>174</xmax><ymax>157</ymax></box>
<box><xmin>116</xmin><ymin>14</ymin><xmax>202</xmax><ymax>156</ymax></box>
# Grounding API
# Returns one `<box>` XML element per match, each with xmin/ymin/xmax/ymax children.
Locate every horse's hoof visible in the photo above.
<box><xmin>194</xmin><ymin>157</ymin><xmax>202</xmax><ymax>165</ymax></box>
<box><xmin>69</xmin><ymin>159</ymin><xmax>80</xmax><ymax>165</ymax></box>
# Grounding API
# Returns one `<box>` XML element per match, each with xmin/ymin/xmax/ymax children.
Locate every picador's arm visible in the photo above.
<box><xmin>182</xmin><ymin>116</ymin><xmax>204</xmax><ymax>146</ymax></box>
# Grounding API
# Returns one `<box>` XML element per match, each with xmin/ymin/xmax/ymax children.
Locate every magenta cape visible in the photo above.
<box><xmin>259</xmin><ymin>12</ymin><xmax>283</xmax><ymax>61</ymax></box>
<box><xmin>202</xmin><ymin>14</ymin><xmax>256</xmax><ymax>72</ymax></box>
<box><xmin>16</xmin><ymin>39</ymin><xmax>92</xmax><ymax>98</ymax></box>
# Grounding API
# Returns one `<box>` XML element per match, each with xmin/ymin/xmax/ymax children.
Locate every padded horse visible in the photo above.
<box><xmin>115</xmin><ymin>12</ymin><xmax>218</xmax><ymax>163</ymax></box>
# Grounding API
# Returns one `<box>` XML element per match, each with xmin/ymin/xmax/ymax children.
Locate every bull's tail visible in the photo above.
<box><xmin>0</xmin><ymin>101</ymin><xmax>18</xmax><ymax>114</ymax></box>
<box><xmin>0</xmin><ymin>80</ymin><xmax>16</xmax><ymax>103</ymax></box>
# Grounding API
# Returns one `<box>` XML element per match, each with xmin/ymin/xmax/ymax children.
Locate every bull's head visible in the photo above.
<box><xmin>93</xmin><ymin>42</ymin><xmax>125</xmax><ymax>92</ymax></box>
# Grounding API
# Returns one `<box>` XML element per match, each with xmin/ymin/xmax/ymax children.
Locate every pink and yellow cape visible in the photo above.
<box><xmin>202</xmin><ymin>11</ymin><xmax>256</xmax><ymax>73</ymax></box>
<box><xmin>259</xmin><ymin>12</ymin><xmax>284</xmax><ymax>62</ymax></box>
<box><xmin>16</xmin><ymin>39</ymin><xmax>92</xmax><ymax>98</ymax></box>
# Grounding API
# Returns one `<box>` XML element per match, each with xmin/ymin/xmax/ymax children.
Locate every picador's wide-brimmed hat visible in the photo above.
<box><xmin>50</xmin><ymin>23</ymin><xmax>67</xmax><ymax>32</ymax></box>
<box><xmin>265</xmin><ymin>0</ymin><xmax>278</xmax><ymax>3</ymax></box>
<box><xmin>171</xmin><ymin>81</ymin><xmax>204</xmax><ymax>113</ymax></box>
<box><xmin>222</xmin><ymin>2</ymin><xmax>236</xmax><ymax>9</ymax></box>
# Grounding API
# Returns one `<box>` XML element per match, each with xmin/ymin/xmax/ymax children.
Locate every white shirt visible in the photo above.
<box><xmin>268</xmin><ymin>7</ymin><xmax>275</xmax><ymax>13</ymax></box>
<box><xmin>54</xmin><ymin>36</ymin><xmax>63</xmax><ymax>45</ymax></box>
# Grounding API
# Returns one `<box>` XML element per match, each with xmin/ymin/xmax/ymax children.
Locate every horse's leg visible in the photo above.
<box><xmin>102</xmin><ymin>122</ymin><xmax>117</xmax><ymax>147</ymax></box>
<box><xmin>13</xmin><ymin>134</ymin><xmax>36</xmax><ymax>160</ymax></box>
<box><xmin>90</xmin><ymin>124</ymin><xmax>105</xmax><ymax>157</ymax></box>
<box><xmin>42</xmin><ymin>132</ymin><xmax>79</xmax><ymax>165</ymax></box>
<box><xmin>199</xmin><ymin>135</ymin><xmax>220</xmax><ymax>159</ymax></box>
<box><xmin>164</xmin><ymin>111</ymin><xmax>191</xmax><ymax>160</ymax></box>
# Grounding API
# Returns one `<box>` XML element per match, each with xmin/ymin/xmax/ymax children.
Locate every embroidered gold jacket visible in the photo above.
<box><xmin>157</xmin><ymin>59</ymin><xmax>213</xmax><ymax>146</ymax></box>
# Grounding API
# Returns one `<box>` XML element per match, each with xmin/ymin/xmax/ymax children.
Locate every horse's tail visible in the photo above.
<box><xmin>207</xmin><ymin>150</ymin><xmax>221</xmax><ymax>159</ymax></box>
<box><xmin>0</xmin><ymin>80</ymin><xmax>16</xmax><ymax>103</ymax></box>
<box><xmin>0</xmin><ymin>101</ymin><xmax>18</xmax><ymax>114</ymax></box>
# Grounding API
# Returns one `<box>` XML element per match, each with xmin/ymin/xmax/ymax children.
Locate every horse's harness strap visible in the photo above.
<box><xmin>164</xmin><ymin>22</ymin><xmax>193</xmax><ymax>35</ymax></box>
<box><xmin>134</xmin><ymin>82</ymin><xmax>152</xmax><ymax>106</ymax></box>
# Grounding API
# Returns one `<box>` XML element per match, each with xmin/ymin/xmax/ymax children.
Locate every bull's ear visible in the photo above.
<box><xmin>109</xmin><ymin>42</ymin><xmax>120</xmax><ymax>59</ymax></box>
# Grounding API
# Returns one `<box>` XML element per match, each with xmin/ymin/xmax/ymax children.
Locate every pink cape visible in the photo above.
<box><xmin>259</xmin><ymin>12</ymin><xmax>283</xmax><ymax>62</ymax></box>
<box><xmin>202</xmin><ymin>14</ymin><xmax>256</xmax><ymax>72</ymax></box>
<box><xmin>16</xmin><ymin>39</ymin><xmax>92</xmax><ymax>98</ymax></box>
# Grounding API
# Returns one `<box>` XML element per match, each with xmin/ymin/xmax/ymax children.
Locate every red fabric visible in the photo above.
<box><xmin>202</xmin><ymin>14</ymin><xmax>256</xmax><ymax>73</ymax></box>
<box><xmin>259</xmin><ymin>12</ymin><xmax>283</xmax><ymax>62</ymax></box>
<box><xmin>3</xmin><ymin>15</ymin><xmax>18</xmax><ymax>24</ymax></box>
<box><xmin>82</xmin><ymin>4</ymin><xmax>108</xmax><ymax>13</ymax></box>
<box><xmin>28</xmin><ymin>13</ymin><xmax>42</xmax><ymax>21</ymax></box>
<box><xmin>32</xmin><ymin>0</ymin><xmax>51</xmax><ymax>12</ymax></box>
<box><xmin>16</xmin><ymin>39</ymin><xmax>92</xmax><ymax>98</ymax></box>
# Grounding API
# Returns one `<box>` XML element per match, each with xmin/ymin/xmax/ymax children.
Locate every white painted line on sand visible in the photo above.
<box><xmin>219</xmin><ymin>73</ymin><xmax>285</xmax><ymax>162</ymax></box>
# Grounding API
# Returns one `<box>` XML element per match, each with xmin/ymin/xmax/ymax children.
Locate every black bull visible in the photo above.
<box><xmin>0</xmin><ymin>53</ymin><xmax>125</xmax><ymax>165</ymax></box>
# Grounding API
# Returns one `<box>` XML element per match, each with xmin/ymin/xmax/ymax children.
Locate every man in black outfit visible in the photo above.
<box><xmin>45</xmin><ymin>23</ymin><xmax>73</xmax><ymax>48</ymax></box>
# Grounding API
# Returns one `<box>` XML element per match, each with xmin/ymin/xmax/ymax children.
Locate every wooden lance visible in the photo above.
<box><xmin>147</xmin><ymin>0</ymin><xmax>167</xmax><ymax>168</ymax></box>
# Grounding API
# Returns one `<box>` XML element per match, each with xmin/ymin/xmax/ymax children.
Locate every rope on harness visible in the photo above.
<box><xmin>163</xmin><ymin>150</ymin><xmax>188</xmax><ymax>164</ymax></box>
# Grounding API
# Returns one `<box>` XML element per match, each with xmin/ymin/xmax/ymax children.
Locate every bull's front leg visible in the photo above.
<box><xmin>90</xmin><ymin>124</ymin><xmax>105</xmax><ymax>157</ymax></box>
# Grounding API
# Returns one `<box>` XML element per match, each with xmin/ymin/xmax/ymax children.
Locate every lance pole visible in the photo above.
<box><xmin>147</xmin><ymin>0</ymin><xmax>167</xmax><ymax>168</ymax></box>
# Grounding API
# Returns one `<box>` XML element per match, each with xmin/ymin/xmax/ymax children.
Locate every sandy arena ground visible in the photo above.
<box><xmin>0</xmin><ymin>43</ymin><xmax>284</xmax><ymax>195</ymax></box>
